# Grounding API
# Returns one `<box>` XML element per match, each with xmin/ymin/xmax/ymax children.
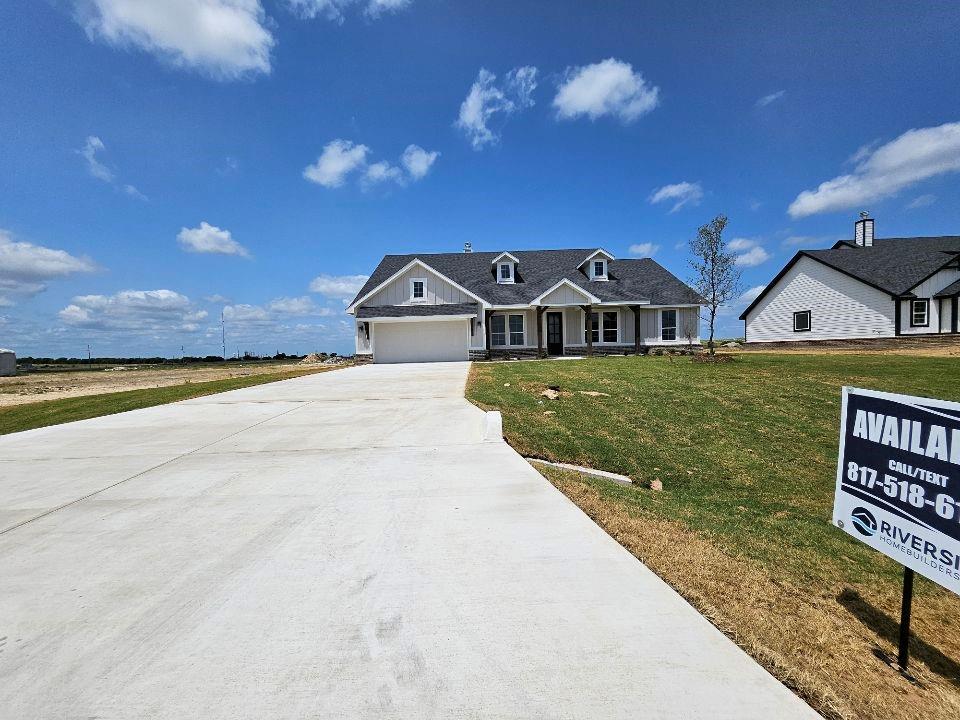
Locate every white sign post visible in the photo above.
<box><xmin>834</xmin><ymin>387</ymin><xmax>960</xmax><ymax>669</ymax></box>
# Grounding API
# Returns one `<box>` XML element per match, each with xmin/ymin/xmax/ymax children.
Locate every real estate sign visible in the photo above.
<box><xmin>834</xmin><ymin>387</ymin><xmax>960</xmax><ymax>595</ymax></box>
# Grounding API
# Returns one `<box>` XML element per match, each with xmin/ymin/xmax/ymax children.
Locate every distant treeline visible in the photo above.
<box><xmin>17</xmin><ymin>352</ymin><xmax>336</xmax><ymax>365</ymax></box>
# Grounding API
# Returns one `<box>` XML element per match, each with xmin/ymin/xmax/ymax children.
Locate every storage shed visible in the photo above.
<box><xmin>0</xmin><ymin>348</ymin><xmax>16</xmax><ymax>377</ymax></box>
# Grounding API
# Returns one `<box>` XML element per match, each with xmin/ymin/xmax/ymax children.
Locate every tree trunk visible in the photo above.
<box><xmin>709</xmin><ymin>307</ymin><xmax>716</xmax><ymax>355</ymax></box>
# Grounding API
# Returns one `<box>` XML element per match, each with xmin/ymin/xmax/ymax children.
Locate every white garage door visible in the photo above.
<box><xmin>373</xmin><ymin>320</ymin><xmax>470</xmax><ymax>364</ymax></box>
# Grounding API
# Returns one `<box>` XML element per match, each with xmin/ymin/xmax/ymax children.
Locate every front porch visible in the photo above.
<box><xmin>480</xmin><ymin>303</ymin><xmax>701</xmax><ymax>360</ymax></box>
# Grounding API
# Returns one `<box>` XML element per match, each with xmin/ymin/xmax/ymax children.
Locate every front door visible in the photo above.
<box><xmin>546</xmin><ymin>312</ymin><xmax>563</xmax><ymax>355</ymax></box>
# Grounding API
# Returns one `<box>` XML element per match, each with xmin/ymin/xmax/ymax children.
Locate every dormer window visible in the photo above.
<box><xmin>492</xmin><ymin>252</ymin><xmax>520</xmax><ymax>284</ymax></box>
<box><xmin>580</xmin><ymin>249</ymin><xmax>614</xmax><ymax>281</ymax></box>
<box><xmin>592</xmin><ymin>260</ymin><xmax>607</xmax><ymax>280</ymax></box>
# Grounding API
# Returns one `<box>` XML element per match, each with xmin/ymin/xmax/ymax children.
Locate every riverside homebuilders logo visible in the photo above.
<box><xmin>851</xmin><ymin>507</ymin><xmax>877</xmax><ymax>537</ymax></box>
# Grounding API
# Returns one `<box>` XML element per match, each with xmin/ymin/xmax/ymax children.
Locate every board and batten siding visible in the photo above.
<box><xmin>745</xmin><ymin>256</ymin><xmax>895</xmax><ymax>342</ymax></box>
<box><xmin>365</xmin><ymin>266</ymin><xmax>473</xmax><ymax>306</ymax></box>
<box><xmin>899</xmin><ymin>268</ymin><xmax>960</xmax><ymax>335</ymax></box>
<box><xmin>538</xmin><ymin>283</ymin><xmax>592</xmax><ymax>305</ymax></box>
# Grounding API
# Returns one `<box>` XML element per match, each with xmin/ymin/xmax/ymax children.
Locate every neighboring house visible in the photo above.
<box><xmin>741</xmin><ymin>215</ymin><xmax>960</xmax><ymax>343</ymax></box>
<box><xmin>346</xmin><ymin>247</ymin><xmax>704</xmax><ymax>363</ymax></box>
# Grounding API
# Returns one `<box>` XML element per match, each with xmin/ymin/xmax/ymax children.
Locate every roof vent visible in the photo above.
<box><xmin>463</xmin><ymin>242</ymin><xmax>472</xmax><ymax>253</ymax></box>
<box><xmin>854</xmin><ymin>211</ymin><xmax>874</xmax><ymax>247</ymax></box>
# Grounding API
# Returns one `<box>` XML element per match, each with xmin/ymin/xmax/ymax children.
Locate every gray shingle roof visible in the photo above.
<box><xmin>350</xmin><ymin>249</ymin><xmax>704</xmax><ymax>308</ymax></box>
<box><xmin>935</xmin><ymin>278</ymin><xmax>960</xmax><ymax>298</ymax></box>
<box><xmin>355</xmin><ymin>303</ymin><xmax>479</xmax><ymax>319</ymax></box>
<box><xmin>740</xmin><ymin>236</ymin><xmax>960</xmax><ymax>319</ymax></box>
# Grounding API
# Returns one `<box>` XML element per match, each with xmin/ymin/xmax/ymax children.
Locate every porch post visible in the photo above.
<box><xmin>582</xmin><ymin>304</ymin><xmax>593</xmax><ymax>357</ymax></box>
<box><xmin>631</xmin><ymin>305</ymin><xmax>642</xmax><ymax>354</ymax></box>
<box><xmin>484</xmin><ymin>308</ymin><xmax>493</xmax><ymax>359</ymax></box>
<box><xmin>953</xmin><ymin>296</ymin><xmax>958</xmax><ymax>333</ymax></box>
<box><xmin>894</xmin><ymin>297</ymin><xmax>902</xmax><ymax>336</ymax></box>
<box><xmin>536</xmin><ymin>306</ymin><xmax>546</xmax><ymax>358</ymax></box>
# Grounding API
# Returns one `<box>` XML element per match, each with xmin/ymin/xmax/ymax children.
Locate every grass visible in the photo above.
<box><xmin>467</xmin><ymin>353</ymin><xmax>960</xmax><ymax>720</ymax></box>
<box><xmin>0</xmin><ymin>365</ymin><xmax>340</xmax><ymax>436</ymax></box>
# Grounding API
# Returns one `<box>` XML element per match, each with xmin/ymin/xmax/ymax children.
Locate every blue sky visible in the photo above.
<box><xmin>3</xmin><ymin>1</ymin><xmax>960</xmax><ymax>357</ymax></box>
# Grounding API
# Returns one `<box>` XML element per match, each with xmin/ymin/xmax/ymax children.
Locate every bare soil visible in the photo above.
<box><xmin>0</xmin><ymin>363</ymin><xmax>313</xmax><ymax>408</ymax></box>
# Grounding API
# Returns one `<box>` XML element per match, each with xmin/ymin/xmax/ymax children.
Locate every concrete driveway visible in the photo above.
<box><xmin>0</xmin><ymin>362</ymin><xmax>817</xmax><ymax>719</ymax></box>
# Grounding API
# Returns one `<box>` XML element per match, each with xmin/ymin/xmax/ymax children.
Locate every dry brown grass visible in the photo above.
<box><xmin>541</xmin><ymin>464</ymin><xmax>960</xmax><ymax>720</ymax></box>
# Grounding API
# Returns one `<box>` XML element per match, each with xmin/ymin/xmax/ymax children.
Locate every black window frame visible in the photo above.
<box><xmin>910</xmin><ymin>299</ymin><xmax>930</xmax><ymax>328</ymax></box>
<box><xmin>585</xmin><ymin>311</ymin><xmax>600</xmax><ymax>343</ymax></box>
<box><xmin>793</xmin><ymin>310</ymin><xmax>811</xmax><ymax>332</ymax></box>
<box><xmin>602</xmin><ymin>311</ymin><xmax>618</xmax><ymax>343</ymax></box>
<box><xmin>508</xmin><ymin>314</ymin><xmax>524</xmax><ymax>345</ymax></box>
<box><xmin>491</xmin><ymin>314</ymin><xmax>506</xmax><ymax>346</ymax></box>
<box><xmin>661</xmin><ymin>309</ymin><xmax>677</xmax><ymax>341</ymax></box>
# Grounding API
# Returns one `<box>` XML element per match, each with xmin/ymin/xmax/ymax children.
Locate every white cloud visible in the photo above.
<box><xmin>305</xmin><ymin>140</ymin><xmax>438</xmax><ymax>189</ymax></box>
<box><xmin>77</xmin><ymin>135</ymin><xmax>146</xmax><ymax>199</ymax></box>
<box><xmin>907</xmin><ymin>193</ymin><xmax>937</xmax><ymax>209</ymax></box>
<box><xmin>734</xmin><ymin>246</ymin><xmax>772</xmax><ymax>267</ymax></box>
<box><xmin>788</xmin><ymin>121</ymin><xmax>960</xmax><ymax>218</ymax></box>
<box><xmin>455</xmin><ymin>66</ymin><xmax>538</xmax><ymax>150</ymax></box>
<box><xmin>628</xmin><ymin>242</ymin><xmax>659</xmax><ymax>257</ymax></box>
<box><xmin>303</xmin><ymin>139</ymin><xmax>370</xmax><ymax>188</ymax></box>
<box><xmin>727</xmin><ymin>237</ymin><xmax>758</xmax><ymax>252</ymax></box>
<box><xmin>59</xmin><ymin>289</ymin><xmax>207</xmax><ymax>332</ymax></box>
<box><xmin>203</xmin><ymin>294</ymin><xmax>231</xmax><ymax>304</ymax></box>
<box><xmin>401</xmin><ymin>144</ymin><xmax>439</xmax><ymax>180</ymax></box>
<box><xmin>648</xmin><ymin>181</ymin><xmax>703</xmax><ymax>213</ymax></box>
<box><xmin>553</xmin><ymin>58</ymin><xmax>659</xmax><ymax>123</ymax></box>
<box><xmin>756</xmin><ymin>90</ymin><xmax>785</xmax><ymax>108</ymax></box>
<box><xmin>267</xmin><ymin>296</ymin><xmax>333</xmax><ymax>316</ymax></box>
<box><xmin>285</xmin><ymin>0</ymin><xmax>410</xmax><ymax>22</ymax></box>
<box><xmin>309</xmin><ymin>273</ymin><xmax>369</xmax><ymax>300</ymax></box>
<box><xmin>76</xmin><ymin>0</ymin><xmax>274</xmax><ymax>80</ymax></box>
<box><xmin>177</xmin><ymin>221</ymin><xmax>250</xmax><ymax>257</ymax></box>
<box><xmin>0</xmin><ymin>229</ymin><xmax>97</xmax><ymax>305</ymax></box>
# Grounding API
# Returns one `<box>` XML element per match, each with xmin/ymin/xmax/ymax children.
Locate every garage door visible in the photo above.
<box><xmin>373</xmin><ymin>320</ymin><xmax>470</xmax><ymax>363</ymax></box>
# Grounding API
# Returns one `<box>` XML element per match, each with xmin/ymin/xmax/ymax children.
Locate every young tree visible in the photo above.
<box><xmin>688</xmin><ymin>214</ymin><xmax>742</xmax><ymax>355</ymax></box>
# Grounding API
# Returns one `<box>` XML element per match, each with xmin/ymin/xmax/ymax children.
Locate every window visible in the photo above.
<box><xmin>509</xmin><ymin>314</ymin><xmax>524</xmax><ymax>345</ymax></box>
<box><xmin>499</xmin><ymin>263</ymin><xmax>513</xmax><ymax>282</ymax></box>
<box><xmin>793</xmin><ymin>310</ymin><xmax>811</xmax><ymax>332</ymax></box>
<box><xmin>585</xmin><ymin>312</ymin><xmax>600</xmax><ymax>343</ymax></box>
<box><xmin>410</xmin><ymin>278</ymin><xmax>426</xmax><ymax>302</ymax></box>
<box><xmin>602</xmin><ymin>311</ymin><xmax>618</xmax><ymax>342</ymax></box>
<box><xmin>661</xmin><ymin>309</ymin><xmax>677</xmax><ymax>341</ymax></box>
<box><xmin>911</xmin><ymin>299</ymin><xmax>930</xmax><ymax>327</ymax></box>
<box><xmin>491</xmin><ymin>315</ymin><xmax>506</xmax><ymax>346</ymax></box>
<box><xmin>591</xmin><ymin>259</ymin><xmax>608</xmax><ymax>280</ymax></box>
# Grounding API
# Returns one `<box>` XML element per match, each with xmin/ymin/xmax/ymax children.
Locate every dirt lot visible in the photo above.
<box><xmin>0</xmin><ymin>362</ymin><xmax>334</xmax><ymax>408</ymax></box>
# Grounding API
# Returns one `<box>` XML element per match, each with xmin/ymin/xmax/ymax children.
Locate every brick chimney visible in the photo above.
<box><xmin>854</xmin><ymin>211</ymin><xmax>874</xmax><ymax>247</ymax></box>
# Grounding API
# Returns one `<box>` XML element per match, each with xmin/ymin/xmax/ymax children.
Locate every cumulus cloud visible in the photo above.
<box><xmin>788</xmin><ymin>122</ymin><xmax>960</xmax><ymax>218</ymax></box>
<box><xmin>455</xmin><ymin>66</ymin><xmax>538</xmax><ymax>150</ymax></box>
<box><xmin>553</xmin><ymin>58</ymin><xmax>659</xmax><ymax>123</ymax></box>
<box><xmin>75</xmin><ymin>0</ymin><xmax>275</xmax><ymax>80</ymax></box>
<box><xmin>628</xmin><ymin>242</ymin><xmax>659</xmax><ymax>257</ymax></box>
<box><xmin>756</xmin><ymin>90</ymin><xmax>785</xmax><ymax>108</ymax></box>
<box><xmin>727</xmin><ymin>237</ymin><xmax>759</xmax><ymax>252</ymax></box>
<box><xmin>285</xmin><ymin>0</ymin><xmax>410</xmax><ymax>22</ymax></box>
<box><xmin>309</xmin><ymin>273</ymin><xmax>369</xmax><ymax>300</ymax></box>
<box><xmin>401</xmin><ymin>144</ymin><xmax>439</xmax><ymax>180</ymax></box>
<box><xmin>0</xmin><ymin>229</ymin><xmax>97</xmax><ymax>305</ymax></box>
<box><xmin>734</xmin><ymin>246</ymin><xmax>772</xmax><ymax>267</ymax></box>
<box><xmin>177</xmin><ymin>221</ymin><xmax>250</xmax><ymax>257</ymax></box>
<box><xmin>59</xmin><ymin>289</ymin><xmax>207</xmax><ymax>332</ymax></box>
<box><xmin>305</xmin><ymin>140</ymin><xmax>438</xmax><ymax>189</ymax></box>
<box><xmin>648</xmin><ymin>181</ymin><xmax>703</xmax><ymax>213</ymax></box>
<box><xmin>77</xmin><ymin>135</ymin><xmax>146</xmax><ymax>198</ymax></box>
<box><xmin>266</xmin><ymin>296</ymin><xmax>333</xmax><ymax>316</ymax></box>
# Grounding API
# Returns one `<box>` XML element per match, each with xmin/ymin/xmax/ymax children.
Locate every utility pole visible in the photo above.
<box><xmin>221</xmin><ymin>311</ymin><xmax>226</xmax><ymax>361</ymax></box>
<box><xmin>86</xmin><ymin>344</ymin><xmax>91</xmax><ymax>363</ymax></box>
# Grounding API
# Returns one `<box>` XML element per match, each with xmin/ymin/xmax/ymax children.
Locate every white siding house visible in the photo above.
<box><xmin>741</xmin><ymin>216</ymin><xmax>960</xmax><ymax>344</ymax></box>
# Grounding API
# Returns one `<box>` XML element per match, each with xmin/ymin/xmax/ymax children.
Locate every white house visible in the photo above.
<box><xmin>346</xmin><ymin>247</ymin><xmax>704</xmax><ymax>363</ymax></box>
<box><xmin>741</xmin><ymin>215</ymin><xmax>960</xmax><ymax>343</ymax></box>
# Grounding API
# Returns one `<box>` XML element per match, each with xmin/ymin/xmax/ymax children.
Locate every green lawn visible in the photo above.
<box><xmin>0</xmin><ymin>366</ymin><xmax>337</xmax><ymax>436</ymax></box>
<box><xmin>467</xmin><ymin>353</ymin><xmax>960</xmax><ymax>590</ymax></box>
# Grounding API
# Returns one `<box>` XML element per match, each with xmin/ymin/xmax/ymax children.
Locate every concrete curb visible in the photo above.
<box><xmin>526</xmin><ymin>458</ymin><xmax>633</xmax><ymax>486</ymax></box>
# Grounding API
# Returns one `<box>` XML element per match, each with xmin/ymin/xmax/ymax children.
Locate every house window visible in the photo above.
<box><xmin>592</xmin><ymin>259</ymin><xmax>607</xmax><ymax>280</ymax></box>
<box><xmin>793</xmin><ymin>310</ymin><xmax>811</xmax><ymax>332</ymax></box>
<box><xmin>911</xmin><ymin>299</ymin><xmax>930</xmax><ymax>327</ymax></box>
<box><xmin>661</xmin><ymin>309</ymin><xmax>677</xmax><ymax>341</ymax></box>
<box><xmin>586</xmin><ymin>312</ymin><xmax>600</xmax><ymax>343</ymax></box>
<box><xmin>509</xmin><ymin>314</ymin><xmax>524</xmax><ymax>345</ymax></box>
<box><xmin>602</xmin><ymin>311</ymin><xmax>618</xmax><ymax>342</ymax></box>
<box><xmin>499</xmin><ymin>263</ymin><xmax>513</xmax><ymax>282</ymax></box>
<box><xmin>410</xmin><ymin>278</ymin><xmax>426</xmax><ymax>302</ymax></box>
<box><xmin>491</xmin><ymin>315</ymin><xmax>506</xmax><ymax>346</ymax></box>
